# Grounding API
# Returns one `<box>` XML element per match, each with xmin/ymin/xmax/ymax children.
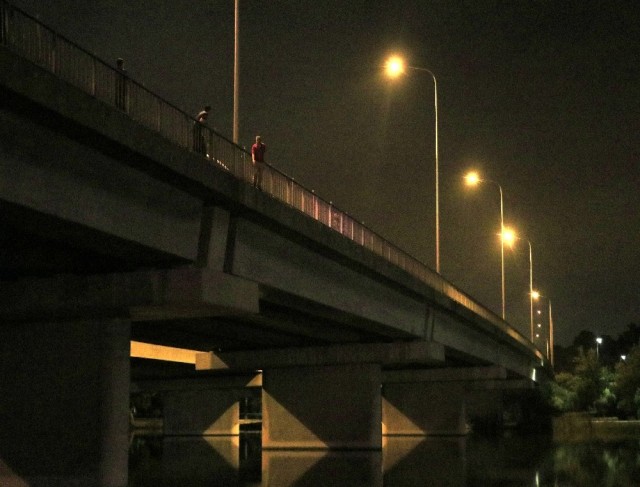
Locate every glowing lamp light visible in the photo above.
<box><xmin>385</xmin><ymin>56</ymin><xmax>406</xmax><ymax>78</ymax></box>
<box><xmin>501</xmin><ymin>227</ymin><xmax>516</xmax><ymax>247</ymax></box>
<box><xmin>531</xmin><ymin>290</ymin><xmax>541</xmax><ymax>300</ymax></box>
<box><xmin>464</xmin><ymin>171</ymin><xmax>481</xmax><ymax>186</ymax></box>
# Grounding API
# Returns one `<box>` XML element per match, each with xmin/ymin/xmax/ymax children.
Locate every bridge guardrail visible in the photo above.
<box><xmin>0</xmin><ymin>0</ymin><xmax>543</xmax><ymax>361</ymax></box>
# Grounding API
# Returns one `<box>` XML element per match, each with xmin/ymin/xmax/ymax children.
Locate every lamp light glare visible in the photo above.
<box><xmin>464</xmin><ymin>171</ymin><xmax>480</xmax><ymax>186</ymax></box>
<box><xmin>385</xmin><ymin>56</ymin><xmax>405</xmax><ymax>78</ymax></box>
<box><xmin>502</xmin><ymin>227</ymin><xmax>516</xmax><ymax>247</ymax></box>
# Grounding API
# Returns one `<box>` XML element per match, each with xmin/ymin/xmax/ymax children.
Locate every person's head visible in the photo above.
<box><xmin>255</xmin><ymin>135</ymin><xmax>262</xmax><ymax>144</ymax></box>
<box><xmin>197</xmin><ymin>106</ymin><xmax>210</xmax><ymax>121</ymax></box>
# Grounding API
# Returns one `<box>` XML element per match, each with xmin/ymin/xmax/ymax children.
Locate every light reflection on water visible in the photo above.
<box><xmin>128</xmin><ymin>432</ymin><xmax>640</xmax><ymax>486</ymax></box>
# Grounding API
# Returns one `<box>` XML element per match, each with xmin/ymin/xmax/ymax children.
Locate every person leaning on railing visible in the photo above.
<box><xmin>192</xmin><ymin>105</ymin><xmax>211</xmax><ymax>156</ymax></box>
<box><xmin>251</xmin><ymin>135</ymin><xmax>266</xmax><ymax>189</ymax></box>
<box><xmin>115</xmin><ymin>57</ymin><xmax>128</xmax><ymax>112</ymax></box>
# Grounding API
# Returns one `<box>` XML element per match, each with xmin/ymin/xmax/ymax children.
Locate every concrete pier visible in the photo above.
<box><xmin>164</xmin><ymin>388</ymin><xmax>240</xmax><ymax>436</ymax></box>
<box><xmin>382</xmin><ymin>366</ymin><xmax>509</xmax><ymax>436</ymax></box>
<box><xmin>197</xmin><ymin>341</ymin><xmax>445</xmax><ymax>449</ymax></box>
<box><xmin>0</xmin><ymin>318</ymin><xmax>130</xmax><ymax>487</ymax></box>
<box><xmin>262</xmin><ymin>363</ymin><xmax>382</xmax><ymax>450</ymax></box>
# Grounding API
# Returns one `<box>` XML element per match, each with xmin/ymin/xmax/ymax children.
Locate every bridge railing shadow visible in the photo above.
<box><xmin>0</xmin><ymin>0</ymin><xmax>542</xmax><ymax>361</ymax></box>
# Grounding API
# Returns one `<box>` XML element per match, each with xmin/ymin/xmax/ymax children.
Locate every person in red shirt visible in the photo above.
<box><xmin>251</xmin><ymin>135</ymin><xmax>266</xmax><ymax>189</ymax></box>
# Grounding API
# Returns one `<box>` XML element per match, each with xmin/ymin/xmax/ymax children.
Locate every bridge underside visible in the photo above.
<box><xmin>0</xmin><ymin>199</ymin><xmax>186</xmax><ymax>279</ymax></box>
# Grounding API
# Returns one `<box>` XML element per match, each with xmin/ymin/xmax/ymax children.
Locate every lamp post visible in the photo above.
<box><xmin>532</xmin><ymin>291</ymin><xmax>554</xmax><ymax>364</ymax></box>
<box><xmin>548</xmin><ymin>298</ymin><xmax>554</xmax><ymax>366</ymax></box>
<box><xmin>464</xmin><ymin>171</ymin><xmax>507</xmax><ymax>320</ymax></box>
<box><xmin>596</xmin><ymin>336</ymin><xmax>603</xmax><ymax>360</ymax></box>
<box><xmin>506</xmin><ymin>232</ymin><xmax>536</xmax><ymax>342</ymax></box>
<box><xmin>527</xmin><ymin>240</ymin><xmax>534</xmax><ymax>342</ymax></box>
<box><xmin>512</xmin><ymin>237</ymin><xmax>536</xmax><ymax>342</ymax></box>
<box><xmin>385</xmin><ymin>55</ymin><xmax>440</xmax><ymax>274</ymax></box>
<box><xmin>233</xmin><ymin>0</ymin><xmax>239</xmax><ymax>144</ymax></box>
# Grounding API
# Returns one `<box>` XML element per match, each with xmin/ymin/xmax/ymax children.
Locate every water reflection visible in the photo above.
<box><xmin>129</xmin><ymin>432</ymin><xmax>640</xmax><ymax>486</ymax></box>
<box><xmin>383</xmin><ymin>436</ymin><xmax>466</xmax><ymax>486</ymax></box>
<box><xmin>552</xmin><ymin>441</ymin><xmax>640</xmax><ymax>486</ymax></box>
<box><xmin>129</xmin><ymin>434</ymin><xmax>259</xmax><ymax>486</ymax></box>
<box><xmin>263</xmin><ymin>450</ymin><xmax>382</xmax><ymax>487</ymax></box>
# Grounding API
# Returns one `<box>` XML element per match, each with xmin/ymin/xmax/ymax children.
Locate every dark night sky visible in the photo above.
<box><xmin>11</xmin><ymin>0</ymin><xmax>640</xmax><ymax>346</ymax></box>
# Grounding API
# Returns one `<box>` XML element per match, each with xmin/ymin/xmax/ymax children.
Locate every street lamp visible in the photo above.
<box><xmin>596</xmin><ymin>336</ymin><xmax>603</xmax><ymax>360</ymax></box>
<box><xmin>514</xmin><ymin>236</ymin><xmax>535</xmax><ymax>342</ymax></box>
<box><xmin>385</xmin><ymin>55</ymin><xmax>440</xmax><ymax>274</ymax></box>
<box><xmin>464</xmin><ymin>171</ymin><xmax>507</xmax><ymax>320</ymax></box>
<box><xmin>500</xmin><ymin>228</ymin><xmax>536</xmax><ymax>342</ymax></box>
<box><xmin>527</xmin><ymin>240</ymin><xmax>534</xmax><ymax>342</ymax></box>
<box><xmin>532</xmin><ymin>291</ymin><xmax>554</xmax><ymax>365</ymax></box>
<box><xmin>233</xmin><ymin>0</ymin><xmax>239</xmax><ymax>143</ymax></box>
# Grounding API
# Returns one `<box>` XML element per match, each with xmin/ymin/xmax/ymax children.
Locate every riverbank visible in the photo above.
<box><xmin>553</xmin><ymin>412</ymin><xmax>640</xmax><ymax>442</ymax></box>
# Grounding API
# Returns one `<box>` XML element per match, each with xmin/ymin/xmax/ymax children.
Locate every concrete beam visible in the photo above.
<box><xmin>383</xmin><ymin>366</ymin><xmax>507</xmax><ymax>383</ymax></box>
<box><xmin>432</xmin><ymin>311</ymin><xmax>540</xmax><ymax>379</ymax></box>
<box><xmin>0</xmin><ymin>267</ymin><xmax>259</xmax><ymax>321</ymax></box>
<box><xmin>130</xmin><ymin>341</ymin><xmax>204</xmax><ymax>364</ymax></box>
<box><xmin>467</xmin><ymin>378</ymin><xmax>536</xmax><ymax>391</ymax></box>
<box><xmin>195</xmin><ymin>340</ymin><xmax>445</xmax><ymax>371</ymax></box>
<box><xmin>132</xmin><ymin>374</ymin><xmax>262</xmax><ymax>393</ymax></box>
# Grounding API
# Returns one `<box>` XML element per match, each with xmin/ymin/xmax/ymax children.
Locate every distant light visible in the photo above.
<box><xmin>537</xmin><ymin>323</ymin><xmax>542</xmax><ymax>328</ymax></box>
<box><xmin>385</xmin><ymin>56</ymin><xmax>405</xmax><ymax>78</ymax></box>
<box><xmin>537</xmin><ymin>310</ymin><xmax>542</xmax><ymax>315</ymax></box>
<box><xmin>621</xmin><ymin>355</ymin><xmax>627</xmax><ymax>361</ymax></box>
<box><xmin>531</xmin><ymin>290</ymin><xmax>541</xmax><ymax>300</ymax></box>
<box><xmin>596</xmin><ymin>337</ymin><xmax>603</xmax><ymax>344</ymax></box>
<box><xmin>535</xmin><ymin>333</ymin><xmax>540</xmax><ymax>338</ymax></box>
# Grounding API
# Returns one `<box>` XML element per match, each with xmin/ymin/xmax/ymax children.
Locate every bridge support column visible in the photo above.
<box><xmin>383</xmin><ymin>381</ymin><xmax>468</xmax><ymax>435</ymax></box>
<box><xmin>0</xmin><ymin>318</ymin><xmax>130</xmax><ymax>487</ymax></box>
<box><xmin>262</xmin><ymin>363</ymin><xmax>382</xmax><ymax>449</ymax></box>
<box><xmin>163</xmin><ymin>388</ymin><xmax>240</xmax><ymax>436</ymax></box>
<box><xmin>464</xmin><ymin>387</ymin><xmax>505</xmax><ymax>431</ymax></box>
<box><xmin>382</xmin><ymin>367</ymin><xmax>509</xmax><ymax>436</ymax></box>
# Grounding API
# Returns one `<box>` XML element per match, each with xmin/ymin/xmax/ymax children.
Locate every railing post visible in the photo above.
<box><xmin>0</xmin><ymin>2</ymin><xmax>6</xmax><ymax>47</ymax></box>
<box><xmin>91</xmin><ymin>57</ymin><xmax>96</xmax><ymax>97</ymax></box>
<box><xmin>156</xmin><ymin>97</ymin><xmax>161</xmax><ymax>132</ymax></box>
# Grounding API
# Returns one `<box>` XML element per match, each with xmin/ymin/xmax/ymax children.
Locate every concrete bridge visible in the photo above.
<box><xmin>0</xmin><ymin>3</ymin><xmax>549</xmax><ymax>485</ymax></box>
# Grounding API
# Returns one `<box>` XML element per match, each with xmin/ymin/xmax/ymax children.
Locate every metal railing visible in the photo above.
<box><xmin>0</xmin><ymin>1</ymin><xmax>540</xmax><ymax>358</ymax></box>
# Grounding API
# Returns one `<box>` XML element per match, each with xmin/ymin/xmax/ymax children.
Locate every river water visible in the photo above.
<box><xmin>128</xmin><ymin>431</ymin><xmax>640</xmax><ymax>486</ymax></box>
